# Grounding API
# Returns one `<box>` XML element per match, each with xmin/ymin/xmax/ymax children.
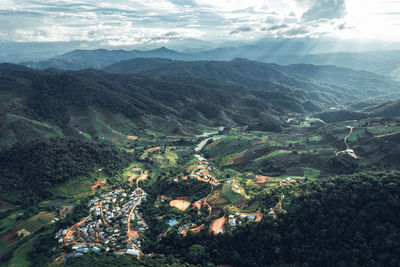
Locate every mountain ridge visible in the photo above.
<box><xmin>18</xmin><ymin>45</ymin><xmax>400</xmax><ymax>80</ymax></box>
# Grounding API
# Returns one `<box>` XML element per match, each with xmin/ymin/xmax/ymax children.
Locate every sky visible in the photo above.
<box><xmin>0</xmin><ymin>0</ymin><xmax>400</xmax><ymax>50</ymax></box>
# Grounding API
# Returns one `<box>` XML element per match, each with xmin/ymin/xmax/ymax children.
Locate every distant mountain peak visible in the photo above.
<box><xmin>156</xmin><ymin>46</ymin><xmax>169</xmax><ymax>50</ymax></box>
<box><xmin>152</xmin><ymin>47</ymin><xmax>179</xmax><ymax>53</ymax></box>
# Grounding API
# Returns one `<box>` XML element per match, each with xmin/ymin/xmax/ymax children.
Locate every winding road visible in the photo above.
<box><xmin>336</xmin><ymin>126</ymin><xmax>358</xmax><ymax>159</ymax></box>
<box><xmin>344</xmin><ymin>126</ymin><xmax>353</xmax><ymax>150</ymax></box>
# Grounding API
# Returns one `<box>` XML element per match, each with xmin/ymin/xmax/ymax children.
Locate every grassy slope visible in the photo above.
<box><xmin>222</xmin><ymin>184</ymin><xmax>243</xmax><ymax>203</ymax></box>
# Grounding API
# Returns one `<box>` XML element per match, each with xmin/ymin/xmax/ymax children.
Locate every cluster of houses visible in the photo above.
<box><xmin>228</xmin><ymin>213</ymin><xmax>257</xmax><ymax>227</ymax></box>
<box><xmin>189</xmin><ymin>166</ymin><xmax>219</xmax><ymax>185</ymax></box>
<box><xmin>56</xmin><ymin>187</ymin><xmax>148</xmax><ymax>260</ymax></box>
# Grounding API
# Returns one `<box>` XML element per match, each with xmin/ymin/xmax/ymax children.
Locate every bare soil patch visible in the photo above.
<box><xmin>192</xmin><ymin>201</ymin><xmax>202</xmax><ymax>210</ymax></box>
<box><xmin>254</xmin><ymin>175</ymin><xmax>269</xmax><ymax>184</ymax></box>
<box><xmin>91</xmin><ymin>179</ymin><xmax>107</xmax><ymax>190</ymax></box>
<box><xmin>210</xmin><ymin>215</ymin><xmax>226</xmax><ymax>235</ymax></box>
<box><xmin>129</xmin><ymin>174</ymin><xmax>138</xmax><ymax>184</ymax></box>
<box><xmin>255</xmin><ymin>208</ymin><xmax>263</xmax><ymax>222</ymax></box>
<box><xmin>170</xmin><ymin>200</ymin><xmax>191</xmax><ymax>211</ymax></box>
<box><xmin>183</xmin><ymin>224</ymin><xmax>205</xmax><ymax>237</ymax></box>
<box><xmin>145</xmin><ymin>146</ymin><xmax>161</xmax><ymax>153</ymax></box>
<box><xmin>126</xmin><ymin>135</ymin><xmax>138</xmax><ymax>140</ymax></box>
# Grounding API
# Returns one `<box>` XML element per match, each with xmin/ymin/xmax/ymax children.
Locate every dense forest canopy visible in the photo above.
<box><xmin>0</xmin><ymin>138</ymin><xmax>133</xmax><ymax>203</ymax></box>
<box><xmin>0</xmin><ymin>67</ymin><xmax>309</xmax><ymax>129</ymax></box>
<box><xmin>147</xmin><ymin>171</ymin><xmax>400</xmax><ymax>266</ymax></box>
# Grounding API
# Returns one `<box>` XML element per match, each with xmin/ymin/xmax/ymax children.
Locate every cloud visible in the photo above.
<box><xmin>230</xmin><ymin>26</ymin><xmax>253</xmax><ymax>35</ymax></box>
<box><xmin>283</xmin><ymin>26</ymin><xmax>310</xmax><ymax>37</ymax></box>
<box><xmin>268</xmin><ymin>24</ymin><xmax>289</xmax><ymax>31</ymax></box>
<box><xmin>301</xmin><ymin>0</ymin><xmax>346</xmax><ymax>21</ymax></box>
<box><xmin>192</xmin><ymin>0</ymin><xmax>266</xmax><ymax>12</ymax></box>
<box><xmin>165</xmin><ymin>31</ymin><xmax>179</xmax><ymax>37</ymax></box>
<box><xmin>265</xmin><ymin>16</ymin><xmax>281</xmax><ymax>24</ymax></box>
<box><xmin>0</xmin><ymin>0</ymin><xmax>398</xmax><ymax>48</ymax></box>
<box><xmin>337</xmin><ymin>23</ymin><xmax>346</xmax><ymax>30</ymax></box>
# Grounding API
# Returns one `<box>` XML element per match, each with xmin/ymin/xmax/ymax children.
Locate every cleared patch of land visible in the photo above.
<box><xmin>145</xmin><ymin>146</ymin><xmax>161</xmax><ymax>153</ymax></box>
<box><xmin>210</xmin><ymin>215</ymin><xmax>226</xmax><ymax>235</ymax></box>
<box><xmin>182</xmin><ymin>224</ymin><xmax>205</xmax><ymax>237</ymax></box>
<box><xmin>50</xmin><ymin>176</ymin><xmax>93</xmax><ymax>198</ymax></box>
<box><xmin>126</xmin><ymin>135</ymin><xmax>138</xmax><ymax>140</ymax></box>
<box><xmin>129</xmin><ymin>174</ymin><xmax>138</xmax><ymax>184</ymax></box>
<box><xmin>169</xmin><ymin>200</ymin><xmax>191</xmax><ymax>211</ymax></box>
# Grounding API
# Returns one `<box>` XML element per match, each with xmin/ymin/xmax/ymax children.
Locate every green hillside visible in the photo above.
<box><xmin>0</xmin><ymin>62</ymin><xmax>400</xmax><ymax>267</ymax></box>
<box><xmin>0</xmin><ymin>138</ymin><xmax>133</xmax><ymax>203</ymax></box>
<box><xmin>104</xmin><ymin>58</ymin><xmax>400</xmax><ymax>106</ymax></box>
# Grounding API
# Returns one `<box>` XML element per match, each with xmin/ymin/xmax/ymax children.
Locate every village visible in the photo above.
<box><xmin>55</xmin><ymin>134</ymin><xmax>298</xmax><ymax>262</ymax></box>
<box><xmin>55</xmin><ymin>187</ymin><xmax>148</xmax><ymax>260</ymax></box>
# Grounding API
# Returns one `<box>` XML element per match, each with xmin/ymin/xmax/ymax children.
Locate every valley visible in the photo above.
<box><xmin>3</xmin><ymin>0</ymin><xmax>400</xmax><ymax>265</ymax></box>
<box><xmin>2</xmin><ymin>111</ymin><xmax>400</xmax><ymax>266</ymax></box>
<box><xmin>0</xmin><ymin>60</ymin><xmax>400</xmax><ymax>266</ymax></box>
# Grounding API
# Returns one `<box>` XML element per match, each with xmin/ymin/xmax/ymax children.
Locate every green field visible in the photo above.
<box><xmin>255</xmin><ymin>150</ymin><xmax>292</xmax><ymax>162</ymax></box>
<box><xmin>50</xmin><ymin>176</ymin><xmax>94</xmax><ymax>198</ymax></box>
<box><xmin>7</xmin><ymin>229</ymin><xmax>54</xmax><ymax>267</ymax></box>
<box><xmin>0</xmin><ymin>113</ymin><xmax>64</xmax><ymax>147</ymax></box>
<box><xmin>222</xmin><ymin>184</ymin><xmax>243</xmax><ymax>203</ymax></box>
<box><xmin>309</xmin><ymin>135</ymin><xmax>323</xmax><ymax>142</ymax></box>
<box><xmin>304</xmin><ymin>168</ymin><xmax>321</xmax><ymax>179</ymax></box>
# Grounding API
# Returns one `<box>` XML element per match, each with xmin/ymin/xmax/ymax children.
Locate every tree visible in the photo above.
<box><xmin>186</xmin><ymin>244</ymin><xmax>207</xmax><ymax>264</ymax></box>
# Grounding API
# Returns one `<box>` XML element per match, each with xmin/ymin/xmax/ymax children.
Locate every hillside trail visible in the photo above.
<box><xmin>335</xmin><ymin>126</ymin><xmax>358</xmax><ymax>158</ymax></box>
<box><xmin>344</xmin><ymin>126</ymin><xmax>353</xmax><ymax>150</ymax></box>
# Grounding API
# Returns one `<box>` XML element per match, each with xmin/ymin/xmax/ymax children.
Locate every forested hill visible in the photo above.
<box><xmin>158</xmin><ymin>171</ymin><xmax>400</xmax><ymax>266</ymax></box>
<box><xmin>0</xmin><ymin>66</ymin><xmax>320</xmax><ymax>132</ymax></box>
<box><xmin>1</xmin><ymin>61</ymin><xmax>399</xmax><ymax>140</ymax></box>
<box><xmin>104</xmin><ymin>58</ymin><xmax>400</xmax><ymax>103</ymax></box>
<box><xmin>363</xmin><ymin>98</ymin><xmax>400</xmax><ymax>117</ymax></box>
<box><xmin>0</xmin><ymin>138</ymin><xmax>133</xmax><ymax>204</ymax></box>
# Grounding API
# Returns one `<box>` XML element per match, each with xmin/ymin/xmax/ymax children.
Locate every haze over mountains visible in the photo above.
<box><xmin>19</xmin><ymin>43</ymin><xmax>400</xmax><ymax>81</ymax></box>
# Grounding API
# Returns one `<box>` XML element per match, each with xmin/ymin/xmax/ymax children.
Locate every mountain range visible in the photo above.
<box><xmin>19</xmin><ymin>45</ymin><xmax>400</xmax><ymax>80</ymax></box>
<box><xmin>1</xmin><ymin>58</ymin><xmax>400</xmax><ymax>148</ymax></box>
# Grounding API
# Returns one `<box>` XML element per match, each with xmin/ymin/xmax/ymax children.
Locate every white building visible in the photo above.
<box><xmin>126</xmin><ymin>248</ymin><xmax>140</xmax><ymax>256</ymax></box>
